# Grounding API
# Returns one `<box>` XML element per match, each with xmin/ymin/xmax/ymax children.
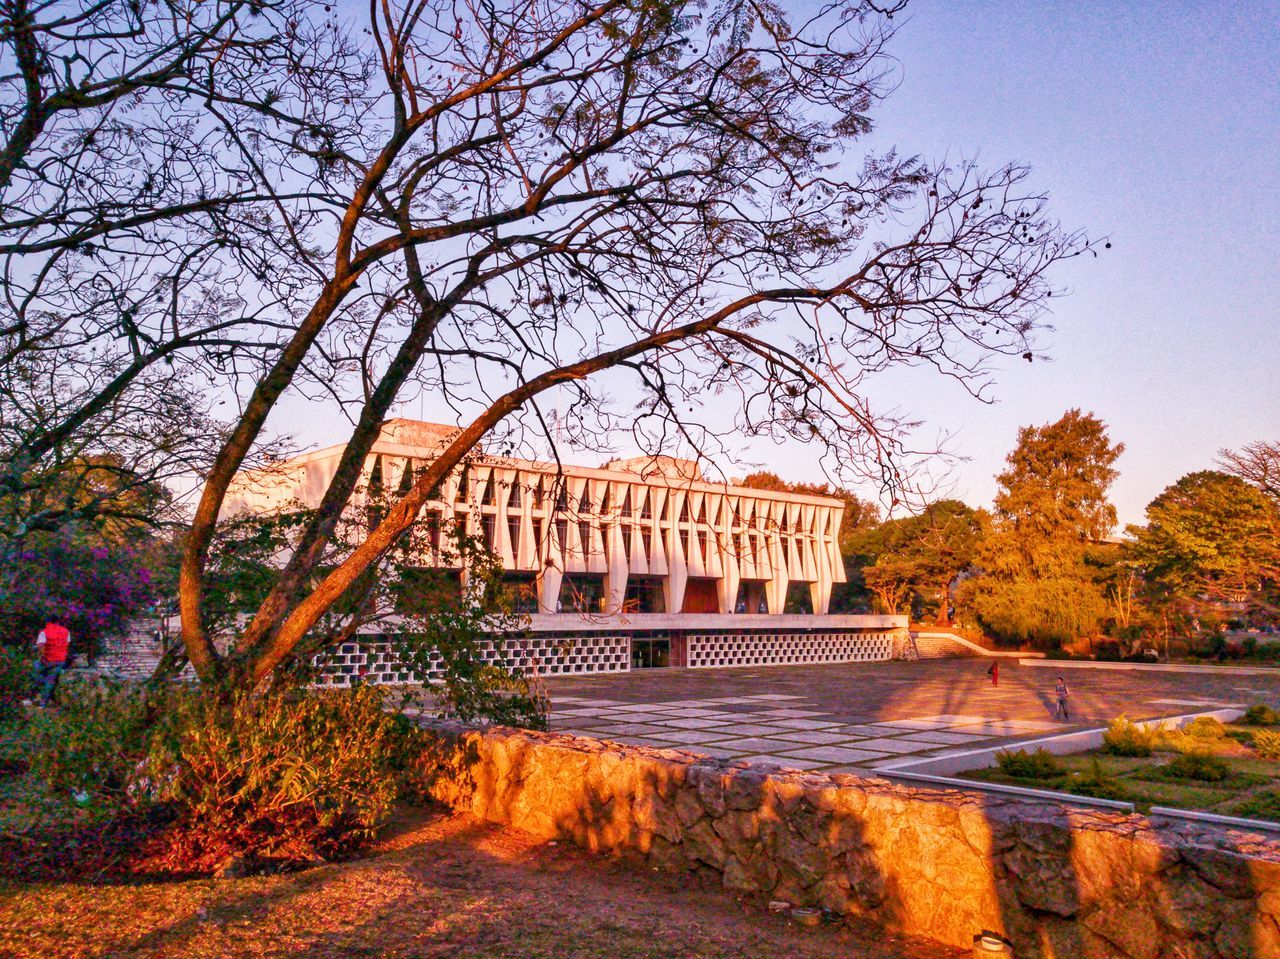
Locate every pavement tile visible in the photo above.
<box><xmin>698</xmin><ymin>723</ymin><xmax>797</xmax><ymax>737</ymax></box>
<box><xmin>857</xmin><ymin>739</ymin><xmax>931</xmax><ymax>754</ymax></box>
<box><xmin>648</xmin><ymin>730</ymin><xmax>742</xmax><ymax>745</ymax></box>
<box><xmin>874</xmin><ymin>719</ymin><xmax>969</xmax><ymax>731</ymax></box>
<box><xmin>752</xmin><ymin>709</ymin><xmax>827</xmax><ymax>719</ymax></box>
<box><xmin>739</xmin><ymin>755</ymin><xmax>829</xmax><ymax>770</ymax></box>
<box><xmin>766</xmin><ymin>718</ymin><xmax>843</xmax><ymax>730</ymax></box>
<box><xmin>893</xmin><ymin>731</ymin><xmax>995</xmax><ymax>746</ymax></box>
<box><xmin>827</xmin><ymin>724</ymin><xmax>896</xmax><ymax>737</ymax></box>
<box><xmin>712</xmin><ymin>736</ymin><xmax>803</xmax><ymax>753</ymax></box>
<box><xmin>778</xmin><ymin>745</ymin><xmax>893</xmax><ymax>764</ymax></box>
<box><xmin>589</xmin><ymin>723</ymin><xmax>675</xmax><ymax>737</ymax></box>
<box><xmin>776</xmin><ymin>730</ymin><xmax>852</xmax><ymax>745</ymax></box>
<box><xmin>689</xmin><ymin>744</ymin><xmax>750</xmax><ymax>758</ymax></box>
<box><xmin>652</xmin><ymin>717</ymin><xmax>736</xmax><ymax>730</ymax></box>
<box><xmin>746</xmin><ymin>694</ymin><xmax>805</xmax><ymax>701</ymax></box>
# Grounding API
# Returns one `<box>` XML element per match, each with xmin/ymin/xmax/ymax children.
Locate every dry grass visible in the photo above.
<box><xmin>0</xmin><ymin>807</ymin><xmax>962</xmax><ymax>959</ymax></box>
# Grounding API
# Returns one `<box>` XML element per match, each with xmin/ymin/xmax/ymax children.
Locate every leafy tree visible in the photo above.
<box><xmin>854</xmin><ymin>499</ymin><xmax>985</xmax><ymax>621</ymax></box>
<box><xmin>1129</xmin><ymin>471</ymin><xmax>1280</xmax><ymax>617</ymax></box>
<box><xmin>970</xmin><ymin>410</ymin><xmax>1123</xmax><ymax>647</ymax></box>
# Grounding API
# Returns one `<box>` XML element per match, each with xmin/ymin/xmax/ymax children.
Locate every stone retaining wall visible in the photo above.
<box><xmin>416</xmin><ymin>724</ymin><xmax>1280</xmax><ymax>958</ymax></box>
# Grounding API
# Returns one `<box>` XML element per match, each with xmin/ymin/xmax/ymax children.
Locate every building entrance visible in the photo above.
<box><xmin>631</xmin><ymin>638</ymin><xmax>671</xmax><ymax>668</ymax></box>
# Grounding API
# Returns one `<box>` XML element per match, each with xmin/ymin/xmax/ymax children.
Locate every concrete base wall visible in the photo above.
<box><xmin>416</xmin><ymin>724</ymin><xmax>1280</xmax><ymax>959</ymax></box>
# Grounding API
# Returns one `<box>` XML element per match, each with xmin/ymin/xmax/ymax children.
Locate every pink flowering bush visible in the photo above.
<box><xmin>0</xmin><ymin>531</ymin><xmax>155</xmax><ymax>657</ymax></box>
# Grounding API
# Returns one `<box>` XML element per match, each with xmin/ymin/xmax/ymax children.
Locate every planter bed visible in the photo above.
<box><xmin>960</xmin><ymin>721</ymin><xmax>1280</xmax><ymax>821</ymax></box>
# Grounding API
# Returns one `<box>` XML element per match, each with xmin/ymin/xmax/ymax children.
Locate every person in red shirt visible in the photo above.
<box><xmin>33</xmin><ymin>615</ymin><xmax>71</xmax><ymax>706</ymax></box>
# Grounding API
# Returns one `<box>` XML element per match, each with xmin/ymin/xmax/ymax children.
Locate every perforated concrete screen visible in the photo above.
<box><xmin>686</xmin><ymin>630</ymin><xmax>896</xmax><ymax>669</ymax></box>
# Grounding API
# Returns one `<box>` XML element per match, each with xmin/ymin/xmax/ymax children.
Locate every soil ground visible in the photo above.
<box><xmin>0</xmin><ymin>807</ymin><xmax>962</xmax><ymax>959</ymax></box>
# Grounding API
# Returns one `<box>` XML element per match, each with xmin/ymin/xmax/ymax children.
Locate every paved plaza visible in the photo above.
<box><xmin>542</xmin><ymin>659</ymin><xmax>1280</xmax><ymax>773</ymax></box>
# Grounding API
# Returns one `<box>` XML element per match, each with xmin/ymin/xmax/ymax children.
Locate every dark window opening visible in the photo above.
<box><xmin>631</xmin><ymin>638</ymin><xmax>670</xmax><ymax>668</ymax></box>
<box><xmin>558</xmin><ymin>574</ymin><xmax>605</xmax><ymax>613</ymax></box>
<box><xmin>623</xmin><ymin>576</ymin><xmax>666</xmax><ymax>614</ymax></box>
<box><xmin>502</xmin><ymin>572</ymin><xmax>538</xmax><ymax>613</ymax></box>
<box><xmin>734</xmin><ymin>580</ymin><xmax>769</xmax><ymax>614</ymax></box>
<box><xmin>784</xmin><ymin>582</ymin><xmax>814</xmax><ymax>614</ymax></box>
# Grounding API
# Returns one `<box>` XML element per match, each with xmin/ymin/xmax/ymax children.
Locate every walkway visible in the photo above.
<box><xmin>544</xmin><ymin>658</ymin><xmax>1280</xmax><ymax>773</ymax></box>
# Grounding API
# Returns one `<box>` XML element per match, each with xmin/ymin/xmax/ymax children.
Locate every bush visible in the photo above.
<box><xmin>1162</xmin><ymin>750</ymin><xmax>1230</xmax><ymax>782</ymax></box>
<box><xmin>995</xmin><ymin>748</ymin><xmax>1062</xmax><ymax>780</ymax></box>
<box><xmin>29</xmin><ymin>678</ymin><xmax>170</xmax><ymax>804</ymax></box>
<box><xmin>1102</xmin><ymin>717</ymin><xmax>1159</xmax><ymax>757</ymax></box>
<box><xmin>1234</xmin><ymin>790</ymin><xmax>1280</xmax><ymax>823</ymax></box>
<box><xmin>1244</xmin><ymin>704</ymin><xmax>1280</xmax><ymax>726</ymax></box>
<box><xmin>0</xmin><ymin>646</ymin><xmax>31</xmax><ymax>723</ymax></box>
<box><xmin>145</xmin><ymin>685</ymin><xmax>411</xmax><ymax>867</ymax></box>
<box><xmin>1070</xmin><ymin>759</ymin><xmax>1129</xmax><ymax>801</ymax></box>
<box><xmin>1181</xmin><ymin>716</ymin><xmax>1226</xmax><ymax>740</ymax></box>
<box><xmin>1253</xmin><ymin>730</ymin><xmax>1280</xmax><ymax>760</ymax></box>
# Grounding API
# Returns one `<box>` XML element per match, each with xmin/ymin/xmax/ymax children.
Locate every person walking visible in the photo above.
<box><xmin>987</xmin><ymin>660</ymin><xmax>999</xmax><ymax>687</ymax></box>
<box><xmin>1054</xmin><ymin>676</ymin><xmax>1071</xmax><ymax>722</ymax></box>
<box><xmin>33</xmin><ymin>615</ymin><xmax>71</xmax><ymax>707</ymax></box>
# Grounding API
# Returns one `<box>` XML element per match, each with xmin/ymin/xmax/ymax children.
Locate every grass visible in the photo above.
<box><xmin>964</xmin><ymin>720</ymin><xmax>1280</xmax><ymax>819</ymax></box>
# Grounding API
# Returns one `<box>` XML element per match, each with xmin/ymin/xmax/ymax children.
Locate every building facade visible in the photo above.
<box><xmin>226</xmin><ymin>420</ymin><xmax>908</xmax><ymax>681</ymax></box>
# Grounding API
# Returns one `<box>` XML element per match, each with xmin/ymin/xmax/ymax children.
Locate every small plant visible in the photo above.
<box><xmin>995</xmin><ymin>747</ymin><xmax>1062</xmax><ymax>780</ymax></box>
<box><xmin>1234</xmin><ymin>790</ymin><xmax>1280</xmax><ymax>823</ymax></box>
<box><xmin>1244</xmin><ymin>704</ymin><xmax>1280</xmax><ymax>726</ymax></box>
<box><xmin>1102</xmin><ymin>717</ymin><xmax>1159</xmax><ymax>757</ymax></box>
<box><xmin>1181</xmin><ymin>716</ymin><xmax>1226</xmax><ymax>740</ymax></box>
<box><xmin>1162</xmin><ymin>750</ymin><xmax>1229</xmax><ymax>782</ymax></box>
<box><xmin>1253</xmin><ymin>730</ymin><xmax>1280</xmax><ymax>760</ymax></box>
<box><xmin>1070</xmin><ymin>759</ymin><xmax>1129</xmax><ymax>801</ymax></box>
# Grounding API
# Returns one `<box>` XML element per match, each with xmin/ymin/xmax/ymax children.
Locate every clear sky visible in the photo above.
<box><xmin>315</xmin><ymin>1</ymin><xmax>1279</xmax><ymax>528</ymax></box>
<box><xmin>837</xmin><ymin>0</ymin><xmax>1280</xmax><ymax>525</ymax></box>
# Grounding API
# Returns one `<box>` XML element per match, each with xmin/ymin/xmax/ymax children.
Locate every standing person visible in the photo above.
<box><xmin>33</xmin><ymin>615</ymin><xmax>71</xmax><ymax>707</ymax></box>
<box><xmin>987</xmin><ymin>660</ymin><xmax>999</xmax><ymax>687</ymax></box>
<box><xmin>1054</xmin><ymin>676</ymin><xmax>1071</xmax><ymax>722</ymax></box>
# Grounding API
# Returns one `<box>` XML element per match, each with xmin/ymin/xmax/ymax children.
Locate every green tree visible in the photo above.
<box><xmin>971</xmin><ymin>410</ymin><xmax>1124</xmax><ymax>647</ymax></box>
<box><xmin>855</xmin><ymin>499</ymin><xmax>985</xmax><ymax>621</ymax></box>
<box><xmin>1130</xmin><ymin>471</ymin><xmax>1280</xmax><ymax>617</ymax></box>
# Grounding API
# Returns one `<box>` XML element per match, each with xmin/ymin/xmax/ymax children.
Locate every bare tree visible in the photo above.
<box><xmin>0</xmin><ymin>0</ymin><xmax>373</xmax><ymax>533</ymax></box>
<box><xmin>7</xmin><ymin>2</ymin><xmax>1086</xmax><ymax>687</ymax></box>
<box><xmin>1220</xmin><ymin>441</ymin><xmax>1280</xmax><ymax>503</ymax></box>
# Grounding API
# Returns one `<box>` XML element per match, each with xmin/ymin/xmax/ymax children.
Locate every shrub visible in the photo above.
<box><xmin>1070</xmin><ymin>759</ymin><xmax>1129</xmax><ymax>801</ymax></box>
<box><xmin>1234</xmin><ymin>790</ymin><xmax>1280</xmax><ymax>823</ymax></box>
<box><xmin>0</xmin><ymin>646</ymin><xmax>31</xmax><ymax>723</ymax></box>
<box><xmin>995</xmin><ymin>748</ymin><xmax>1062</xmax><ymax>780</ymax></box>
<box><xmin>146</xmin><ymin>685</ymin><xmax>410</xmax><ymax>867</ymax></box>
<box><xmin>1244</xmin><ymin>704</ymin><xmax>1280</xmax><ymax>726</ymax></box>
<box><xmin>1181</xmin><ymin>716</ymin><xmax>1227</xmax><ymax>740</ymax></box>
<box><xmin>1102</xmin><ymin>717</ymin><xmax>1158</xmax><ymax>757</ymax></box>
<box><xmin>1253</xmin><ymin>730</ymin><xmax>1280</xmax><ymax>760</ymax></box>
<box><xmin>1162</xmin><ymin>750</ymin><xmax>1230</xmax><ymax>782</ymax></box>
<box><xmin>29</xmin><ymin>678</ymin><xmax>171</xmax><ymax>803</ymax></box>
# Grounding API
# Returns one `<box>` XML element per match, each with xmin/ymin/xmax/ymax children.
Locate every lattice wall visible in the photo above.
<box><xmin>314</xmin><ymin>633</ymin><xmax>631</xmax><ymax>687</ymax></box>
<box><xmin>686</xmin><ymin>630</ymin><xmax>896</xmax><ymax>669</ymax></box>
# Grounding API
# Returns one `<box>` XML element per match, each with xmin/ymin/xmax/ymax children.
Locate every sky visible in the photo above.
<box><xmin>305</xmin><ymin>0</ymin><xmax>1279</xmax><ymax>528</ymax></box>
<box><xmin>825</xmin><ymin>0</ymin><xmax>1280</xmax><ymax>525</ymax></box>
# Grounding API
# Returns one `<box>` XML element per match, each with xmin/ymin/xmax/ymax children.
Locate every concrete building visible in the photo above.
<box><xmin>226</xmin><ymin>420</ymin><xmax>907</xmax><ymax>681</ymax></box>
